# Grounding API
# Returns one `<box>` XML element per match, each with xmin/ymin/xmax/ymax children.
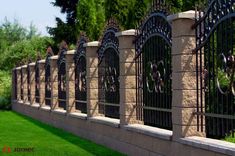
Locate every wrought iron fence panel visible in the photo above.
<box><xmin>45</xmin><ymin>48</ymin><xmax>53</xmax><ymax>106</ymax></box>
<box><xmin>135</xmin><ymin>0</ymin><xmax>172</xmax><ymax>130</ymax></box>
<box><xmin>58</xmin><ymin>43</ymin><xmax>67</xmax><ymax>110</ymax></box>
<box><xmin>35</xmin><ymin>60</ymin><xmax>40</xmax><ymax>104</ymax></box>
<box><xmin>194</xmin><ymin>0</ymin><xmax>235</xmax><ymax>138</ymax></box>
<box><xmin>27</xmin><ymin>64</ymin><xmax>31</xmax><ymax>102</ymax></box>
<box><xmin>98</xmin><ymin>19</ymin><xmax>120</xmax><ymax>119</ymax></box>
<box><xmin>14</xmin><ymin>69</ymin><xmax>17</xmax><ymax>100</ymax></box>
<box><xmin>20</xmin><ymin>68</ymin><xmax>23</xmax><ymax>101</ymax></box>
<box><xmin>74</xmin><ymin>34</ymin><xmax>88</xmax><ymax>113</ymax></box>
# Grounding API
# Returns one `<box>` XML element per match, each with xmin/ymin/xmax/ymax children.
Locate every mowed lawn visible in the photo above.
<box><xmin>0</xmin><ymin>111</ymin><xmax>125</xmax><ymax>156</ymax></box>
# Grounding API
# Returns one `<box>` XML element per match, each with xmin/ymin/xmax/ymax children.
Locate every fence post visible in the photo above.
<box><xmin>65</xmin><ymin>50</ymin><xmax>76</xmax><ymax>113</ymax></box>
<box><xmin>16</xmin><ymin>67</ymin><xmax>22</xmax><ymax>102</ymax></box>
<box><xmin>50</xmin><ymin>56</ymin><xmax>59</xmax><ymax>110</ymax></box>
<box><xmin>116</xmin><ymin>30</ymin><xmax>140</xmax><ymax>126</ymax></box>
<box><xmin>29</xmin><ymin>63</ymin><xmax>36</xmax><ymax>105</ymax></box>
<box><xmin>169</xmin><ymin>11</ymin><xmax>205</xmax><ymax>140</ymax></box>
<box><xmin>21</xmin><ymin>65</ymin><xmax>28</xmax><ymax>104</ymax></box>
<box><xmin>38</xmin><ymin>60</ymin><xmax>46</xmax><ymax>107</ymax></box>
<box><xmin>85</xmin><ymin>41</ymin><xmax>100</xmax><ymax>118</ymax></box>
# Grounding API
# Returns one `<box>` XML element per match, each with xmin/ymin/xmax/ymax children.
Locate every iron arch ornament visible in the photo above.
<box><xmin>98</xmin><ymin>18</ymin><xmax>120</xmax><ymax>95</ymax></box>
<box><xmin>45</xmin><ymin>47</ymin><xmax>54</xmax><ymax>106</ymax></box>
<box><xmin>194</xmin><ymin>0</ymin><xmax>235</xmax><ymax>138</ymax></box>
<box><xmin>74</xmin><ymin>33</ymin><xmax>88</xmax><ymax>113</ymax></box>
<box><xmin>57</xmin><ymin>41</ymin><xmax>68</xmax><ymax>110</ymax></box>
<box><xmin>97</xmin><ymin>18</ymin><xmax>120</xmax><ymax>119</ymax></box>
<box><xmin>135</xmin><ymin>0</ymin><xmax>172</xmax><ymax>129</ymax></box>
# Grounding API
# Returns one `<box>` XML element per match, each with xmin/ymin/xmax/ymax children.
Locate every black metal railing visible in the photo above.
<box><xmin>74</xmin><ymin>34</ymin><xmax>88</xmax><ymax>113</ymax></box>
<box><xmin>98</xmin><ymin>19</ymin><xmax>120</xmax><ymax>119</ymax></box>
<box><xmin>27</xmin><ymin>63</ymin><xmax>31</xmax><ymax>102</ymax></box>
<box><xmin>14</xmin><ymin>69</ymin><xmax>17</xmax><ymax>100</ymax></box>
<box><xmin>135</xmin><ymin>0</ymin><xmax>172</xmax><ymax>130</ymax></box>
<box><xmin>35</xmin><ymin>60</ymin><xmax>40</xmax><ymax>104</ymax></box>
<box><xmin>58</xmin><ymin>42</ymin><xmax>67</xmax><ymax>110</ymax></box>
<box><xmin>45</xmin><ymin>47</ymin><xmax>53</xmax><ymax>107</ymax></box>
<box><xmin>194</xmin><ymin>0</ymin><xmax>235</xmax><ymax>138</ymax></box>
<box><xmin>20</xmin><ymin>68</ymin><xmax>23</xmax><ymax>101</ymax></box>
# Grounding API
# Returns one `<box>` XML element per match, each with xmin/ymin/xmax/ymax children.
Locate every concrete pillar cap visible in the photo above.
<box><xmin>29</xmin><ymin>62</ymin><xmax>36</xmax><ymax>66</ymax></box>
<box><xmin>84</xmin><ymin>41</ymin><xmax>100</xmax><ymax>47</ymax></box>
<box><xmin>50</xmin><ymin>55</ymin><xmax>59</xmax><ymax>60</ymax></box>
<box><xmin>21</xmin><ymin>65</ymin><xmax>27</xmax><ymax>69</ymax></box>
<box><xmin>115</xmin><ymin>29</ymin><xmax>136</xmax><ymax>37</ymax></box>
<box><xmin>167</xmin><ymin>10</ymin><xmax>196</xmax><ymax>22</ymax></box>
<box><xmin>38</xmin><ymin>59</ymin><xmax>46</xmax><ymax>64</ymax></box>
<box><xmin>65</xmin><ymin>50</ymin><xmax>75</xmax><ymax>55</ymax></box>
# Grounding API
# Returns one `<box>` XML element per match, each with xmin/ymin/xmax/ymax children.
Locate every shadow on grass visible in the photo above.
<box><xmin>12</xmin><ymin>111</ymin><xmax>124</xmax><ymax>156</ymax></box>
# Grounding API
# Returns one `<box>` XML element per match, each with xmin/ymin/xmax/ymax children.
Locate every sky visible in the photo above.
<box><xmin>0</xmin><ymin>0</ymin><xmax>66</xmax><ymax>36</ymax></box>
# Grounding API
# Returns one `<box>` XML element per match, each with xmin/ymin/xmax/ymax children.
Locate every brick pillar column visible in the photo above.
<box><xmin>16</xmin><ymin>67</ymin><xmax>21</xmax><ymax>101</ymax></box>
<box><xmin>85</xmin><ymin>41</ymin><xmax>100</xmax><ymax>118</ymax></box>
<box><xmin>29</xmin><ymin>63</ymin><xmax>36</xmax><ymax>105</ymax></box>
<box><xmin>50</xmin><ymin>56</ymin><xmax>59</xmax><ymax>110</ymax></box>
<box><xmin>116</xmin><ymin>30</ymin><xmax>140</xmax><ymax>126</ymax></box>
<box><xmin>65</xmin><ymin>50</ymin><xmax>76</xmax><ymax>113</ymax></box>
<box><xmin>38</xmin><ymin>60</ymin><xmax>46</xmax><ymax>107</ymax></box>
<box><xmin>21</xmin><ymin>65</ymin><xmax>28</xmax><ymax>104</ymax></box>
<box><xmin>169</xmin><ymin>11</ymin><xmax>205</xmax><ymax>140</ymax></box>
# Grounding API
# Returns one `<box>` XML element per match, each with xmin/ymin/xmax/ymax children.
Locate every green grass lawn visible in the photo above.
<box><xmin>0</xmin><ymin>111</ymin><xmax>125</xmax><ymax>156</ymax></box>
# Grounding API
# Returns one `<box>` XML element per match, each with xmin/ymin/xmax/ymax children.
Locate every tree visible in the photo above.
<box><xmin>76</xmin><ymin>0</ymin><xmax>105</xmax><ymax>40</ymax></box>
<box><xmin>48</xmin><ymin>0</ymin><xmax>79</xmax><ymax>47</ymax></box>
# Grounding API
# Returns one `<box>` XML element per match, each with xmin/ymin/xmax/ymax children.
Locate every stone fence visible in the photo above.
<box><xmin>11</xmin><ymin>11</ymin><xmax>235</xmax><ymax>156</ymax></box>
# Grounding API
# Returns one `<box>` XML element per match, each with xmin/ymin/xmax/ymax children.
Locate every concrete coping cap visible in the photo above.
<box><xmin>65</xmin><ymin>50</ymin><xmax>75</xmax><ymax>55</ymax></box>
<box><xmin>115</xmin><ymin>29</ymin><xmax>136</xmax><ymax>37</ymax></box>
<box><xmin>84</xmin><ymin>41</ymin><xmax>100</xmax><ymax>47</ymax></box>
<box><xmin>38</xmin><ymin>59</ymin><xmax>46</xmax><ymax>63</ymax></box>
<box><xmin>29</xmin><ymin>62</ymin><xmax>36</xmax><ymax>66</ymax></box>
<box><xmin>15</xmin><ymin>67</ymin><xmax>22</xmax><ymax>70</ymax></box>
<box><xmin>50</xmin><ymin>55</ymin><xmax>59</xmax><ymax>60</ymax></box>
<box><xmin>167</xmin><ymin>10</ymin><xmax>196</xmax><ymax>22</ymax></box>
<box><xmin>21</xmin><ymin>65</ymin><xmax>27</xmax><ymax>69</ymax></box>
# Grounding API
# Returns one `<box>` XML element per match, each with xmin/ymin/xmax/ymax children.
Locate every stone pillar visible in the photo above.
<box><xmin>38</xmin><ymin>60</ymin><xmax>46</xmax><ymax>107</ymax></box>
<box><xmin>21</xmin><ymin>65</ymin><xmax>28</xmax><ymax>104</ymax></box>
<box><xmin>29</xmin><ymin>63</ymin><xmax>36</xmax><ymax>105</ymax></box>
<box><xmin>50</xmin><ymin>56</ymin><xmax>59</xmax><ymax>110</ymax></box>
<box><xmin>85</xmin><ymin>41</ymin><xmax>100</xmax><ymax>118</ymax></box>
<box><xmin>16</xmin><ymin>67</ymin><xmax>22</xmax><ymax>102</ymax></box>
<box><xmin>65</xmin><ymin>50</ymin><xmax>76</xmax><ymax>113</ymax></box>
<box><xmin>169</xmin><ymin>11</ymin><xmax>205</xmax><ymax>140</ymax></box>
<box><xmin>116</xmin><ymin>30</ymin><xmax>140</xmax><ymax>126</ymax></box>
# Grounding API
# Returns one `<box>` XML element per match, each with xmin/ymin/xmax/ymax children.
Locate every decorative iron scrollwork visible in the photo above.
<box><xmin>101</xmin><ymin>67</ymin><xmax>118</xmax><ymax>92</ymax></box>
<box><xmin>76</xmin><ymin>71</ymin><xmax>86</xmax><ymax>92</ymax></box>
<box><xmin>146</xmin><ymin>61</ymin><xmax>165</xmax><ymax>93</ymax></box>
<box><xmin>216</xmin><ymin>53</ymin><xmax>235</xmax><ymax>95</ymax></box>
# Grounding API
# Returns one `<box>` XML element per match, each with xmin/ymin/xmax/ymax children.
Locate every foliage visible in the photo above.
<box><xmin>76</xmin><ymin>0</ymin><xmax>105</xmax><ymax>40</ymax></box>
<box><xmin>0</xmin><ymin>71</ymin><xmax>11</xmax><ymax>110</ymax></box>
<box><xmin>0</xmin><ymin>19</ymin><xmax>53</xmax><ymax>110</ymax></box>
<box><xmin>48</xmin><ymin>0</ymin><xmax>79</xmax><ymax>46</ymax></box>
<box><xmin>0</xmin><ymin>111</ymin><xmax>124</xmax><ymax>156</ymax></box>
<box><xmin>47</xmin><ymin>17</ymin><xmax>76</xmax><ymax>46</ymax></box>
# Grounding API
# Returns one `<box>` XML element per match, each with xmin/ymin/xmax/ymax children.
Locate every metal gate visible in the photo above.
<box><xmin>194</xmin><ymin>0</ymin><xmax>235</xmax><ymax>138</ymax></box>
<box><xmin>135</xmin><ymin>0</ymin><xmax>172</xmax><ymax>129</ymax></box>
<box><xmin>74</xmin><ymin>34</ymin><xmax>88</xmax><ymax>113</ymax></box>
<box><xmin>58</xmin><ymin>42</ymin><xmax>67</xmax><ymax>110</ymax></box>
<box><xmin>45</xmin><ymin>47</ymin><xmax>53</xmax><ymax>106</ymax></box>
<box><xmin>98</xmin><ymin>19</ymin><xmax>120</xmax><ymax>119</ymax></box>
